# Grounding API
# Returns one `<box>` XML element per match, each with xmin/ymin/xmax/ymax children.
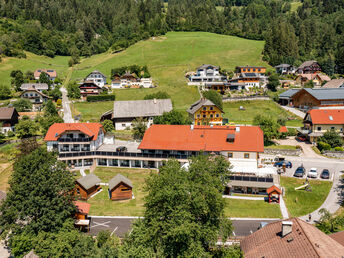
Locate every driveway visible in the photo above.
<box><xmin>280</xmin><ymin>106</ymin><xmax>305</xmax><ymax>119</ymax></box>
<box><xmin>60</xmin><ymin>87</ymin><xmax>74</xmax><ymax>123</ymax></box>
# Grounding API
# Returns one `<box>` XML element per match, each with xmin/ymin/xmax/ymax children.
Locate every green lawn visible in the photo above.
<box><xmin>87</xmin><ymin>167</ymin><xmax>155</xmax><ymax>216</ymax></box>
<box><xmin>224</xmin><ymin>199</ymin><xmax>282</xmax><ymax>218</ymax></box>
<box><xmin>72</xmin><ymin>101</ymin><xmax>113</xmax><ymax>122</ymax></box>
<box><xmin>281</xmin><ymin>176</ymin><xmax>332</xmax><ymax>217</ymax></box>
<box><xmin>265</xmin><ymin>145</ymin><xmax>298</xmax><ymax>150</ymax></box>
<box><xmin>222</xmin><ymin>100</ymin><xmax>303</xmax><ymax>126</ymax></box>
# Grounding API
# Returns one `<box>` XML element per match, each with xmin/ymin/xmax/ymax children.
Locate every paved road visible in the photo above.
<box><xmin>280</xmin><ymin>105</ymin><xmax>305</xmax><ymax>118</ymax></box>
<box><xmin>60</xmin><ymin>87</ymin><xmax>74</xmax><ymax>123</ymax></box>
<box><xmin>89</xmin><ymin>217</ymin><xmax>279</xmax><ymax>238</ymax></box>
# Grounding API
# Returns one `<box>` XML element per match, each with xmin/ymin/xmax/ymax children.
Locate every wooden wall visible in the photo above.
<box><xmin>75</xmin><ymin>182</ymin><xmax>100</xmax><ymax>200</ymax></box>
<box><xmin>292</xmin><ymin>90</ymin><xmax>321</xmax><ymax>108</ymax></box>
<box><xmin>110</xmin><ymin>182</ymin><xmax>132</xmax><ymax>201</ymax></box>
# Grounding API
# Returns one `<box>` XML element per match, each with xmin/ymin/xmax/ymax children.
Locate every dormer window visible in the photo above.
<box><xmin>226</xmin><ymin>134</ymin><xmax>235</xmax><ymax>143</ymax></box>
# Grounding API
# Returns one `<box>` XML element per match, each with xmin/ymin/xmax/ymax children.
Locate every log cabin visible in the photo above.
<box><xmin>108</xmin><ymin>174</ymin><xmax>133</xmax><ymax>201</ymax></box>
<box><xmin>75</xmin><ymin>173</ymin><xmax>101</xmax><ymax>200</ymax></box>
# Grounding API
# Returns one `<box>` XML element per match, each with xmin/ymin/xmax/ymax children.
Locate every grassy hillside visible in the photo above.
<box><xmin>71</xmin><ymin>31</ymin><xmax>268</xmax><ymax>113</ymax></box>
<box><xmin>0</xmin><ymin>52</ymin><xmax>70</xmax><ymax>85</ymax></box>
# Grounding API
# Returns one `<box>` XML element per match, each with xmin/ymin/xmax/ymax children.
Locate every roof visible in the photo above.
<box><xmin>241</xmin><ymin>217</ymin><xmax>344</xmax><ymax>258</ymax></box>
<box><xmin>34</xmin><ymin>69</ymin><xmax>57</xmax><ymax>78</ymax></box>
<box><xmin>322</xmin><ymin>79</ymin><xmax>344</xmax><ymax>88</ymax></box>
<box><xmin>112</xmin><ymin>99</ymin><xmax>173</xmax><ymax>119</ymax></box>
<box><xmin>278</xmin><ymin>89</ymin><xmax>300</xmax><ymax>99</ymax></box>
<box><xmin>187</xmin><ymin>98</ymin><xmax>223</xmax><ymax>114</ymax></box>
<box><xmin>86</xmin><ymin>70</ymin><xmax>107</xmax><ymax>78</ymax></box>
<box><xmin>279</xmin><ymin>126</ymin><xmax>288</xmax><ymax>133</ymax></box>
<box><xmin>20</xmin><ymin>83</ymin><xmax>48</xmax><ymax>91</ymax></box>
<box><xmin>275</xmin><ymin>64</ymin><xmax>293</xmax><ymax>68</ymax></box>
<box><xmin>295</xmin><ymin>88</ymin><xmax>344</xmax><ymax>100</ymax></box>
<box><xmin>108</xmin><ymin>174</ymin><xmax>133</xmax><ymax>191</ymax></box>
<box><xmin>228</xmin><ymin>180</ymin><xmax>273</xmax><ymax>188</ymax></box>
<box><xmin>76</xmin><ymin>174</ymin><xmax>101</xmax><ymax>190</ymax></box>
<box><xmin>317</xmin><ymin>74</ymin><xmax>331</xmax><ymax>82</ymax></box>
<box><xmin>236</xmin><ymin>66</ymin><xmax>266</xmax><ymax>69</ymax></box>
<box><xmin>0</xmin><ymin>107</ymin><xmax>17</xmax><ymax>120</ymax></box>
<box><xmin>79</xmin><ymin>81</ymin><xmax>103</xmax><ymax>89</ymax></box>
<box><xmin>307</xmin><ymin>109</ymin><xmax>344</xmax><ymax>124</ymax></box>
<box><xmin>21</xmin><ymin>87</ymin><xmax>50</xmax><ymax>98</ymax></box>
<box><xmin>329</xmin><ymin>231</ymin><xmax>344</xmax><ymax>246</ymax></box>
<box><xmin>298</xmin><ymin>60</ymin><xmax>318</xmax><ymax>69</ymax></box>
<box><xmin>267</xmin><ymin>185</ymin><xmax>282</xmax><ymax>194</ymax></box>
<box><xmin>197</xmin><ymin>64</ymin><xmax>219</xmax><ymax>70</ymax></box>
<box><xmin>139</xmin><ymin>124</ymin><xmax>264</xmax><ymax>152</ymax></box>
<box><xmin>44</xmin><ymin>123</ymin><xmax>103</xmax><ymax>141</ymax></box>
<box><xmin>241</xmin><ymin>73</ymin><xmax>260</xmax><ymax>78</ymax></box>
<box><xmin>74</xmin><ymin>201</ymin><xmax>91</xmax><ymax>214</ymax></box>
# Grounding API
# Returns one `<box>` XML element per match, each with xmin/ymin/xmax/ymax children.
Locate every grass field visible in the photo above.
<box><xmin>72</xmin><ymin>101</ymin><xmax>113</xmax><ymax>122</ymax></box>
<box><xmin>265</xmin><ymin>145</ymin><xmax>298</xmax><ymax>150</ymax></box>
<box><xmin>222</xmin><ymin>100</ymin><xmax>303</xmax><ymax>126</ymax></box>
<box><xmin>87</xmin><ymin>167</ymin><xmax>155</xmax><ymax>216</ymax></box>
<box><xmin>224</xmin><ymin>199</ymin><xmax>282</xmax><ymax>218</ymax></box>
<box><xmin>281</xmin><ymin>176</ymin><xmax>332</xmax><ymax>217</ymax></box>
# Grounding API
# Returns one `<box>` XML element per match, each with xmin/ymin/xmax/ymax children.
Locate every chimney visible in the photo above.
<box><xmin>235</xmin><ymin>126</ymin><xmax>240</xmax><ymax>132</ymax></box>
<box><xmin>153</xmin><ymin>98</ymin><xmax>157</xmax><ymax>104</ymax></box>
<box><xmin>190</xmin><ymin>124</ymin><xmax>194</xmax><ymax>130</ymax></box>
<box><xmin>282</xmin><ymin>221</ymin><xmax>293</xmax><ymax>237</ymax></box>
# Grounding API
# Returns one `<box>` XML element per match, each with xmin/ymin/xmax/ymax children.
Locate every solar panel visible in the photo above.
<box><xmin>329</xmin><ymin>116</ymin><xmax>333</xmax><ymax>120</ymax></box>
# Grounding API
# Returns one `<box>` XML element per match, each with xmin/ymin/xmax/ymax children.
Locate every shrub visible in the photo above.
<box><xmin>144</xmin><ymin>91</ymin><xmax>170</xmax><ymax>100</ymax></box>
<box><xmin>56</xmin><ymin>99</ymin><xmax>62</xmax><ymax>106</ymax></box>
<box><xmin>86</xmin><ymin>94</ymin><xmax>115</xmax><ymax>102</ymax></box>
<box><xmin>102</xmin><ymin>119</ymin><xmax>115</xmax><ymax>132</ymax></box>
<box><xmin>287</xmin><ymin>128</ymin><xmax>297</xmax><ymax>136</ymax></box>
<box><xmin>334</xmin><ymin>146</ymin><xmax>344</xmax><ymax>151</ymax></box>
<box><xmin>317</xmin><ymin>141</ymin><xmax>331</xmax><ymax>152</ymax></box>
<box><xmin>7</xmin><ymin>131</ymin><xmax>15</xmax><ymax>137</ymax></box>
<box><xmin>12</xmin><ymin>98</ymin><xmax>32</xmax><ymax>112</ymax></box>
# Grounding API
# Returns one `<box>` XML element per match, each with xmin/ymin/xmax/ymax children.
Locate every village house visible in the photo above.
<box><xmin>241</xmin><ymin>218</ymin><xmax>344</xmax><ymax>257</ymax></box>
<box><xmin>111</xmin><ymin>73</ymin><xmax>153</xmax><ymax>89</ymax></box>
<box><xmin>100</xmin><ymin>99</ymin><xmax>173</xmax><ymax>130</ymax></box>
<box><xmin>75</xmin><ymin>173</ymin><xmax>101</xmax><ymax>200</ymax></box>
<box><xmin>187</xmin><ymin>98</ymin><xmax>223</xmax><ymax>125</ymax></box>
<box><xmin>188</xmin><ymin>64</ymin><xmax>227</xmax><ymax>85</ymax></box>
<box><xmin>231</xmin><ymin>66</ymin><xmax>267</xmax><ymax>90</ymax></box>
<box><xmin>298</xmin><ymin>108</ymin><xmax>344</xmax><ymax>143</ymax></box>
<box><xmin>108</xmin><ymin>174</ymin><xmax>133</xmax><ymax>201</ymax></box>
<box><xmin>234</xmin><ymin>66</ymin><xmax>266</xmax><ymax>76</ymax></box>
<box><xmin>79</xmin><ymin>81</ymin><xmax>103</xmax><ymax>99</ymax></box>
<box><xmin>20</xmin><ymin>85</ymin><xmax>50</xmax><ymax>110</ymax></box>
<box><xmin>295</xmin><ymin>73</ymin><xmax>330</xmax><ymax>87</ymax></box>
<box><xmin>34</xmin><ymin>69</ymin><xmax>57</xmax><ymax>80</ymax></box>
<box><xmin>275</xmin><ymin>64</ymin><xmax>296</xmax><ymax>74</ymax></box>
<box><xmin>296</xmin><ymin>60</ymin><xmax>322</xmax><ymax>74</ymax></box>
<box><xmin>74</xmin><ymin>201</ymin><xmax>91</xmax><ymax>232</ymax></box>
<box><xmin>0</xmin><ymin>107</ymin><xmax>19</xmax><ymax>134</ymax></box>
<box><xmin>84</xmin><ymin>70</ymin><xmax>107</xmax><ymax>88</ymax></box>
<box><xmin>322</xmin><ymin>78</ymin><xmax>344</xmax><ymax>88</ymax></box>
<box><xmin>20</xmin><ymin>83</ymin><xmax>48</xmax><ymax>92</ymax></box>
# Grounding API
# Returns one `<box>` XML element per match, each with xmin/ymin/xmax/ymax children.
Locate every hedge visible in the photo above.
<box><xmin>86</xmin><ymin>94</ymin><xmax>115</xmax><ymax>102</ymax></box>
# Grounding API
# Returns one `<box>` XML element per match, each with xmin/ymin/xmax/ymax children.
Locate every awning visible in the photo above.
<box><xmin>75</xmin><ymin>219</ymin><xmax>90</xmax><ymax>226</ymax></box>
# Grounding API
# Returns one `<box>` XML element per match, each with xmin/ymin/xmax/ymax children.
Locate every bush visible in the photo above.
<box><xmin>287</xmin><ymin>128</ymin><xmax>297</xmax><ymax>136</ymax></box>
<box><xmin>12</xmin><ymin>98</ymin><xmax>32</xmax><ymax>112</ymax></box>
<box><xmin>317</xmin><ymin>141</ymin><xmax>331</xmax><ymax>152</ymax></box>
<box><xmin>56</xmin><ymin>99</ymin><xmax>62</xmax><ymax>106</ymax></box>
<box><xmin>7</xmin><ymin>131</ymin><xmax>15</xmax><ymax>137</ymax></box>
<box><xmin>102</xmin><ymin>119</ymin><xmax>115</xmax><ymax>132</ymax></box>
<box><xmin>86</xmin><ymin>94</ymin><xmax>115</xmax><ymax>102</ymax></box>
<box><xmin>334</xmin><ymin>146</ymin><xmax>344</xmax><ymax>151</ymax></box>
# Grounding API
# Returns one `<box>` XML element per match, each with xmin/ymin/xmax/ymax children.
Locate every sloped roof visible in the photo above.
<box><xmin>322</xmin><ymin>79</ymin><xmax>344</xmax><ymax>88</ymax></box>
<box><xmin>298</xmin><ymin>60</ymin><xmax>318</xmax><ymax>69</ymax></box>
<box><xmin>279</xmin><ymin>126</ymin><xmax>288</xmax><ymax>133</ymax></box>
<box><xmin>307</xmin><ymin>109</ymin><xmax>344</xmax><ymax>124</ymax></box>
<box><xmin>112</xmin><ymin>99</ymin><xmax>172</xmax><ymax>119</ymax></box>
<box><xmin>86</xmin><ymin>70</ymin><xmax>107</xmax><ymax>78</ymax></box>
<box><xmin>329</xmin><ymin>231</ymin><xmax>344</xmax><ymax>247</ymax></box>
<box><xmin>21</xmin><ymin>87</ymin><xmax>50</xmax><ymax>98</ymax></box>
<box><xmin>197</xmin><ymin>64</ymin><xmax>219</xmax><ymax>70</ymax></box>
<box><xmin>297</xmin><ymin>88</ymin><xmax>344</xmax><ymax>100</ymax></box>
<box><xmin>108</xmin><ymin>174</ymin><xmax>133</xmax><ymax>191</ymax></box>
<box><xmin>20</xmin><ymin>83</ymin><xmax>49</xmax><ymax>91</ymax></box>
<box><xmin>267</xmin><ymin>185</ymin><xmax>282</xmax><ymax>194</ymax></box>
<box><xmin>317</xmin><ymin>74</ymin><xmax>331</xmax><ymax>82</ymax></box>
<box><xmin>278</xmin><ymin>89</ymin><xmax>300</xmax><ymax>99</ymax></box>
<box><xmin>275</xmin><ymin>64</ymin><xmax>293</xmax><ymax>68</ymax></box>
<box><xmin>138</xmin><ymin>124</ymin><xmax>264</xmax><ymax>152</ymax></box>
<box><xmin>74</xmin><ymin>201</ymin><xmax>91</xmax><ymax>214</ymax></box>
<box><xmin>241</xmin><ymin>217</ymin><xmax>344</xmax><ymax>258</ymax></box>
<box><xmin>34</xmin><ymin>69</ymin><xmax>57</xmax><ymax>78</ymax></box>
<box><xmin>44</xmin><ymin>123</ymin><xmax>103</xmax><ymax>141</ymax></box>
<box><xmin>187</xmin><ymin>98</ymin><xmax>223</xmax><ymax>114</ymax></box>
<box><xmin>0</xmin><ymin>107</ymin><xmax>17</xmax><ymax>120</ymax></box>
<box><xmin>76</xmin><ymin>174</ymin><xmax>101</xmax><ymax>190</ymax></box>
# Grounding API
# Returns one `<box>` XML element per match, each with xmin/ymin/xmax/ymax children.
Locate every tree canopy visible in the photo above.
<box><xmin>253</xmin><ymin>114</ymin><xmax>280</xmax><ymax>144</ymax></box>
<box><xmin>154</xmin><ymin>110</ymin><xmax>191</xmax><ymax>125</ymax></box>
<box><xmin>203</xmin><ymin>90</ymin><xmax>223</xmax><ymax>110</ymax></box>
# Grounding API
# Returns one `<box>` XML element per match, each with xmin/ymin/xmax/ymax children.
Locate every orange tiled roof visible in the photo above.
<box><xmin>138</xmin><ymin>124</ymin><xmax>264</xmax><ymax>152</ymax></box>
<box><xmin>307</xmin><ymin>109</ymin><xmax>344</xmax><ymax>124</ymax></box>
<box><xmin>279</xmin><ymin>126</ymin><xmax>288</xmax><ymax>133</ymax></box>
<box><xmin>267</xmin><ymin>185</ymin><xmax>282</xmax><ymax>194</ymax></box>
<box><xmin>44</xmin><ymin>123</ymin><xmax>103</xmax><ymax>141</ymax></box>
<box><xmin>34</xmin><ymin>69</ymin><xmax>57</xmax><ymax>78</ymax></box>
<box><xmin>74</xmin><ymin>201</ymin><xmax>90</xmax><ymax>214</ymax></box>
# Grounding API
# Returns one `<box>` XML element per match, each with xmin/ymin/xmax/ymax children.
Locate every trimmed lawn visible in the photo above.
<box><xmin>72</xmin><ymin>101</ymin><xmax>113</xmax><ymax>122</ymax></box>
<box><xmin>224</xmin><ymin>199</ymin><xmax>282</xmax><ymax>218</ymax></box>
<box><xmin>265</xmin><ymin>145</ymin><xmax>297</xmax><ymax>150</ymax></box>
<box><xmin>281</xmin><ymin>176</ymin><xmax>332</xmax><ymax>217</ymax></box>
<box><xmin>222</xmin><ymin>100</ymin><xmax>302</xmax><ymax>126</ymax></box>
<box><xmin>87</xmin><ymin>167</ymin><xmax>155</xmax><ymax>216</ymax></box>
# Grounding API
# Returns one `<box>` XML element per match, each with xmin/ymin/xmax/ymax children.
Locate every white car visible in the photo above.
<box><xmin>307</xmin><ymin>168</ymin><xmax>318</xmax><ymax>178</ymax></box>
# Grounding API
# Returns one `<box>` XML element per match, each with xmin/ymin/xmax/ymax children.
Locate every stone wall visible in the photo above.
<box><xmin>264</xmin><ymin>148</ymin><xmax>302</xmax><ymax>156</ymax></box>
<box><xmin>322</xmin><ymin>150</ymin><xmax>344</xmax><ymax>158</ymax></box>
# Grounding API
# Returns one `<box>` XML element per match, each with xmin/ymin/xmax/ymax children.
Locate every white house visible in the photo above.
<box><xmin>111</xmin><ymin>73</ymin><xmax>153</xmax><ymax>89</ymax></box>
<box><xmin>188</xmin><ymin>64</ymin><xmax>227</xmax><ymax>86</ymax></box>
<box><xmin>85</xmin><ymin>70</ymin><xmax>107</xmax><ymax>88</ymax></box>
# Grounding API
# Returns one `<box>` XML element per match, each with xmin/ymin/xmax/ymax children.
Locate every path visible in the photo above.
<box><xmin>279</xmin><ymin>196</ymin><xmax>289</xmax><ymax>219</ymax></box>
<box><xmin>280</xmin><ymin>105</ymin><xmax>305</xmax><ymax>118</ymax></box>
<box><xmin>222</xmin><ymin>195</ymin><xmax>265</xmax><ymax>201</ymax></box>
<box><xmin>60</xmin><ymin>87</ymin><xmax>74</xmax><ymax>123</ymax></box>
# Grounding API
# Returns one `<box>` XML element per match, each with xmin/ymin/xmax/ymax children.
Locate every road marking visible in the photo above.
<box><xmin>90</xmin><ymin>221</ymin><xmax>111</xmax><ymax>228</ymax></box>
<box><xmin>110</xmin><ymin>226</ymin><xmax>118</xmax><ymax>236</ymax></box>
<box><xmin>232</xmin><ymin>231</ymin><xmax>236</xmax><ymax>236</ymax></box>
<box><xmin>250</xmin><ymin>230</ymin><xmax>253</xmax><ymax>234</ymax></box>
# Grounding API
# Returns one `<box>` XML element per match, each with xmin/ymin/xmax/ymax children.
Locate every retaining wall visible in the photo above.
<box><xmin>264</xmin><ymin>148</ymin><xmax>302</xmax><ymax>156</ymax></box>
<box><xmin>322</xmin><ymin>150</ymin><xmax>344</xmax><ymax>158</ymax></box>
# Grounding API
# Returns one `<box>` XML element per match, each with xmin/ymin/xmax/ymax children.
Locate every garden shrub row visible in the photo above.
<box><xmin>86</xmin><ymin>94</ymin><xmax>115</xmax><ymax>102</ymax></box>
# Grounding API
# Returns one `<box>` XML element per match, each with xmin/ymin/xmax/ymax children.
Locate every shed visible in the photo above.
<box><xmin>267</xmin><ymin>185</ymin><xmax>282</xmax><ymax>203</ymax></box>
<box><xmin>108</xmin><ymin>174</ymin><xmax>133</xmax><ymax>201</ymax></box>
<box><xmin>74</xmin><ymin>201</ymin><xmax>91</xmax><ymax>232</ymax></box>
<box><xmin>75</xmin><ymin>174</ymin><xmax>101</xmax><ymax>200</ymax></box>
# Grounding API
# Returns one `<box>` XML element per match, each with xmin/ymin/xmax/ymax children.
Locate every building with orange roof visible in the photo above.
<box><xmin>74</xmin><ymin>201</ymin><xmax>91</xmax><ymax>232</ymax></box>
<box><xmin>34</xmin><ymin>69</ymin><xmax>57</xmax><ymax>80</ymax></box>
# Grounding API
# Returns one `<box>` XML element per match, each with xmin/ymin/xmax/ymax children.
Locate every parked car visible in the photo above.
<box><xmin>294</xmin><ymin>166</ymin><xmax>305</xmax><ymax>177</ymax></box>
<box><xmin>116</xmin><ymin>146</ymin><xmax>128</xmax><ymax>152</ymax></box>
<box><xmin>320</xmin><ymin>169</ymin><xmax>330</xmax><ymax>179</ymax></box>
<box><xmin>307</xmin><ymin>168</ymin><xmax>318</xmax><ymax>178</ymax></box>
<box><xmin>296</xmin><ymin>135</ymin><xmax>307</xmax><ymax>142</ymax></box>
<box><xmin>274</xmin><ymin>161</ymin><xmax>292</xmax><ymax>168</ymax></box>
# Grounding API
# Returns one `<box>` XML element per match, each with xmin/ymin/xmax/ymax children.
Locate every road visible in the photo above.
<box><xmin>280</xmin><ymin>105</ymin><xmax>305</xmax><ymax>118</ymax></box>
<box><xmin>60</xmin><ymin>87</ymin><xmax>74</xmax><ymax>123</ymax></box>
<box><xmin>89</xmin><ymin>217</ymin><xmax>279</xmax><ymax>238</ymax></box>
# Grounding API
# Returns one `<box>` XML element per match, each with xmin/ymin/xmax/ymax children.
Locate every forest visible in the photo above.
<box><xmin>0</xmin><ymin>0</ymin><xmax>344</xmax><ymax>73</ymax></box>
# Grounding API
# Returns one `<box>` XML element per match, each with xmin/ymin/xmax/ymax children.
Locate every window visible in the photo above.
<box><xmin>122</xmin><ymin>124</ymin><xmax>126</xmax><ymax>127</ymax></box>
<box><xmin>228</xmin><ymin>152</ymin><xmax>233</xmax><ymax>158</ymax></box>
<box><xmin>253</xmin><ymin>68</ymin><xmax>256</xmax><ymax>72</ymax></box>
<box><xmin>258</xmin><ymin>69</ymin><xmax>261</xmax><ymax>72</ymax></box>
<box><xmin>317</xmin><ymin>127</ymin><xmax>322</xmax><ymax>131</ymax></box>
<box><xmin>210</xmin><ymin>107</ymin><xmax>214</xmax><ymax>110</ymax></box>
<box><xmin>210</xmin><ymin>114</ymin><xmax>213</xmax><ymax>118</ymax></box>
<box><xmin>203</xmin><ymin>115</ymin><xmax>206</xmax><ymax>118</ymax></box>
<box><xmin>331</xmin><ymin>127</ymin><xmax>335</xmax><ymax>130</ymax></box>
<box><xmin>243</xmin><ymin>69</ymin><xmax>246</xmax><ymax>72</ymax></box>
<box><xmin>121</xmin><ymin>188</ymin><xmax>131</xmax><ymax>192</ymax></box>
<box><xmin>203</xmin><ymin>107</ymin><xmax>207</xmax><ymax>111</ymax></box>
<box><xmin>244</xmin><ymin>153</ymin><xmax>250</xmax><ymax>159</ymax></box>
<box><xmin>67</xmin><ymin>133</ymin><xmax>73</xmax><ymax>139</ymax></box>
<box><xmin>76</xmin><ymin>188</ymin><xmax>80</xmax><ymax>194</ymax></box>
<box><xmin>197</xmin><ymin>122</ymin><xmax>200</xmax><ymax>125</ymax></box>
<box><xmin>197</xmin><ymin>114</ymin><xmax>200</xmax><ymax>118</ymax></box>
<box><xmin>216</xmin><ymin>114</ymin><xmax>219</xmax><ymax>118</ymax></box>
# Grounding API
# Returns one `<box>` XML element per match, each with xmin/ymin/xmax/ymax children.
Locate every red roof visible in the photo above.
<box><xmin>44</xmin><ymin>123</ymin><xmax>103</xmax><ymax>141</ymax></box>
<box><xmin>34</xmin><ymin>69</ymin><xmax>57</xmax><ymax>79</ymax></box>
<box><xmin>267</xmin><ymin>185</ymin><xmax>282</xmax><ymax>194</ymax></box>
<box><xmin>307</xmin><ymin>109</ymin><xmax>344</xmax><ymax>124</ymax></box>
<box><xmin>74</xmin><ymin>201</ymin><xmax>90</xmax><ymax>214</ymax></box>
<box><xmin>138</xmin><ymin>124</ymin><xmax>264</xmax><ymax>152</ymax></box>
<box><xmin>279</xmin><ymin>126</ymin><xmax>288</xmax><ymax>133</ymax></box>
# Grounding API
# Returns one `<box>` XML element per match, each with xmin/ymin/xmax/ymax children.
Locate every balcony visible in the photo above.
<box><xmin>71</xmin><ymin>148</ymin><xmax>81</xmax><ymax>152</ymax></box>
<box><xmin>81</xmin><ymin>147</ymin><xmax>90</xmax><ymax>151</ymax></box>
<box><xmin>297</xmin><ymin>127</ymin><xmax>311</xmax><ymax>135</ymax></box>
<box><xmin>58</xmin><ymin>137</ymin><xmax>92</xmax><ymax>143</ymax></box>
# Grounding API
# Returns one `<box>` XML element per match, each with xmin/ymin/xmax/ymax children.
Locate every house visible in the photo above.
<box><xmin>279</xmin><ymin>80</ymin><xmax>295</xmax><ymax>88</ymax></box>
<box><xmin>44</xmin><ymin>123</ymin><xmax>104</xmax><ymax>168</ymax></box>
<box><xmin>20</xmin><ymin>83</ymin><xmax>49</xmax><ymax>92</ymax></box>
<box><xmin>241</xmin><ymin>218</ymin><xmax>344</xmax><ymax>257</ymax></box>
<box><xmin>187</xmin><ymin>98</ymin><xmax>224</xmax><ymax>125</ymax></box>
<box><xmin>108</xmin><ymin>174</ymin><xmax>133</xmax><ymax>201</ymax></box>
<box><xmin>230</xmin><ymin>73</ymin><xmax>262</xmax><ymax>90</ymax></box>
<box><xmin>231</xmin><ymin>66</ymin><xmax>267</xmax><ymax>90</ymax></box>
<box><xmin>275</xmin><ymin>64</ymin><xmax>296</xmax><ymax>74</ymax></box>
<box><xmin>322</xmin><ymin>78</ymin><xmax>344</xmax><ymax>88</ymax></box>
<box><xmin>111</xmin><ymin>73</ymin><xmax>153</xmax><ymax>89</ymax></box>
<box><xmin>79</xmin><ymin>81</ymin><xmax>103</xmax><ymax>99</ymax></box>
<box><xmin>278</xmin><ymin>89</ymin><xmax>301</xmax><ymax>106</ymax></box>
<box><xmin>84</xmin><ymin>70</ymin><xmax>107</xmax><ymax>88</ymax></box>
<box><xmin>100</xmin><ymin>99</ymin><xmax>173</xmax><ymax>130</ymax></box>
<box><xmin>74</xmin><ymin>201</ymin><xmax>91</xmax><ymax>232</ymax></box>
<box><xmin>75</xmin><ymin>173</ymin><xmax>101</xmax><ymax>200</ymax></box>
<box><xmin>20</xmin><ymin>86</ymin><xmax>50</xmax><ymax>110</ymax></box>
<box><xmin>34</xmin><ymin>69</ymin><xmax>57</xmax><ymax>80</ymax></box>
<box><xmin>298</xmin><ymin>108</ymin><xmax>344</xmax><ymax>142</ymax></box>
<box><xmin>0</xmin><ymin>107</ymin><xmax>19</xmax><ymax>134</ymax></box>
<box><xmin>296</xmin><ymin>60</ymin><xmax>322</xmax><ymax>74</ymax></box>
<box><xmin>188</xmin><ymin>65</ymin><xmax>227</xmax><ymax>85</ymax></box>
<box><xmin>295</xmin><ymin>73</ymin><xmax>330</xmax><ymax>87</ymax></box>
<box><xmin>235</xmin><ymin>66</ymin><xmax>266</xmax><ymax>76</ymax></box>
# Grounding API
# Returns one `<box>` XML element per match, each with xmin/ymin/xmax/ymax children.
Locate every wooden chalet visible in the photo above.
<box><xmin>75</xmin><ymin>174</ymin><xmax>101</xmax><ymax>200</ymax></box>
<box><xmin>108</xmin><ymin>174</ymin><xmax>133</xmax><ymax>201</ymax></box>
<box><xmin>79</xmin><ymin>81</ymin><xmax>103</xmax><ymax>99</ymax></box>
<box><xmin>296</xmin><ymin>60</ymin><xmax>321</xmax><ymax>74</ymax></box>
<box><xmin>0</xmin><ymin>107</ymin><xmax>19</xmax><ymax>134</ymax></box>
